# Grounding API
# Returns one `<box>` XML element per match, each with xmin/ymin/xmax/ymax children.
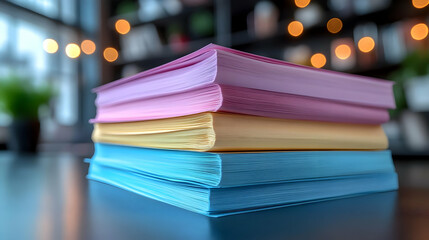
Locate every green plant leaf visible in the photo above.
<box><xmin>0</xmin><ymin>75</ymin><xmax>53</xmax><ymax>120</ymax></box>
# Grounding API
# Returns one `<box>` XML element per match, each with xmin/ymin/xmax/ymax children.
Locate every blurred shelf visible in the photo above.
<box><xmin>390</xmin><ymin>139</ymin><xmax>429</xmax><ymax>158</ymax></box>
<box><xmin>231</xmin><ymin>4</ymin><xmax>429</xmax><ymax>49</ymax></box>
<box><xmin>392</xmin><ymin>148</ymin><xmax>429</xmax><ymax>158</ymax></box>
<box><xmin>351</xmin><ymin>63</ymin><xmax>401</xmax><ymax>78</ymax></box>
<box><xmin>108</xmin><ymin>0</ymin><xmax>428</xmax><ymax>71</ymax></box>
<box><xmin>107</xmin><ymin>0</ymin><xmax>429</xmax><ymax>80</ymax></box>
<box><xmin>109</xmin><ymin>2</ymin><xmax>213</xmax><ymax>27</ymax></box>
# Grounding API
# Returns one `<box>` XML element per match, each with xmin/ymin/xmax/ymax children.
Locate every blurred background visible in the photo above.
<box><xmin>0</xmin><ymin>0</ymin><xmax>428</xmax><ymax>157</ymax></box>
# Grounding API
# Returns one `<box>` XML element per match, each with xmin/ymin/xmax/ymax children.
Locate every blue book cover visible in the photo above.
<box><xmin>87</xmin><ymin>143</ymin><xmax>398</xmax><ymax>217</ymax></box>
<box><xmin>90</xmin><ymin>143</ymin><xmax>396</xmax><ymax>187</ymax></box>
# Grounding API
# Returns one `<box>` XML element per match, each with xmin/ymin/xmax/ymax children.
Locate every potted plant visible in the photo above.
<box><xmin>0</xmin><ymin>75</ymin><xmax>52</xmax><ymax>153</ymax></box>
<box><xmin>389</xmin><ymin>49</ymin><xmax>429</xmax><ymax>116</ymax></box>
<box><xmin>389</xmin><ymin>50</ymin><xmax>429</xmax><ymax>151</ymax></box>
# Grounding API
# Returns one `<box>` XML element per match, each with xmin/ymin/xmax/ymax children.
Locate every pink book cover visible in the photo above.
<box><xmin>91</xmin><ymin>44</ymin><xmax>395</xmax><ymax>124</ymax></box>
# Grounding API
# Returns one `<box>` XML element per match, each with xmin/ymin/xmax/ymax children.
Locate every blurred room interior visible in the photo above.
<box><xmin>2</xmin><ymin>1</ymin><xmax>429</xmax><ymax>239</ymax></box>
<box><xmin>0</xmin><ymin>0</ymin><xmax>428</xmax><ymax>158</ymax></box>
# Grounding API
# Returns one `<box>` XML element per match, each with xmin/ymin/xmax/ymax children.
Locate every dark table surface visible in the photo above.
<box><xmin>1</xmin><ymin>152</ymin><xmax>429</xmax><ymax>240</ymax></box>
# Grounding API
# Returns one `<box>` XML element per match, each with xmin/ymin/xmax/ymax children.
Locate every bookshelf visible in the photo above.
<box><xmin>104</xmin><ymin>0</ymin><xmax>427</xmax><ymax>75</ymax></box>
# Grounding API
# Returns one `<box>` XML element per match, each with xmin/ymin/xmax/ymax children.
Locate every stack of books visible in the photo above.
<box><xmin>88</xmin><ymin>44</ymin><xmax>398</xmax><ymax>217</ymax></box>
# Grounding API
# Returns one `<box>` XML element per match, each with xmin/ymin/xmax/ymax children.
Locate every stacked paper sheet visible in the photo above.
<box><xmin>88</xmin><ymin>44</ymin><xmax>398</xmax><ymax>217</ymax></box>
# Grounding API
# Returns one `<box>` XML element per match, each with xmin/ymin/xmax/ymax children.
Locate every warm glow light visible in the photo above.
<box><xmin>295</xmin><ymin>0</ymin><xmax>311</xmax><ymax>8</ymax></box>
<box><xmin>104</xmin><ymin>47</ymin><xmax>118</xmax><ymax>62</ymax></box>
<box><xmin>335</xmin><ymin>44</ymin><xmax>351</xmax><ymax>60</ymax></box>
<box><xmin>327</xmin><ymin>18</ymin><xmax>343</xmax><ymax>34</ymax></box>
<box><xmin>310</xmin><ymin>53</ymin><xmax>326</xmax><ymax>68</ymax></box>
<box><xmin>411</xmin><ymin>23</ymin><xmax>428</xmax><ymax>40</ymax></box>
<box><xmin>65</xmin><ymin>43</ymin><xmax>81</xmax><ymax>58</ymax></box>
<box><xmin>288</xmin><ymin>21</ymin><xmax>304</xmax><ymax>37</ymax></box>
<box><xmin>115</xmin><ymin>19</ymin><xmax>131</xmax><ymax>35</ymax></box>
<box><xmin>412</xmin><ymin>0</ymin><xmax>429</xmax><ymax>8</ymax></box>
<box><xmin>43</xmin><ymin>39</ymin><xmax>58</xmax><ymax>54</ymax></box>
<box><xmin>358</xmin><ymin>37</ymin><xmax>375</xmax><ymax>53</ymax></box>
<box><xmin>81</xmin><ymin>40</ymin><xmax>96</xmax><ymax>55</ymax></box>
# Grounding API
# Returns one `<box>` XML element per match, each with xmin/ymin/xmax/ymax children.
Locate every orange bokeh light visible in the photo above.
<box><xmin>310</xmin><ymin>53</ymin><xmax>326</xmax><ymax>68</ymax></box>
<box><xmin>335</xmin><ymin>44</ymin><xmax>351</xmax><ymax>60</ymax></box>
<box><xmin>115</xmin><ymin>19</ymin><xmax>131</xmax><ymax>35</ymax></box>
<box><xmin>81</xmin><ymin>40</ymin><xmax>96</xmax><ymax>55</ymax></box>
<box><xmin>288</xmin><ymin>21</ymin><xmax>304</xmax><ymax>37</ymax></box>
<box><xmin>411</xmin><ymin>23</ymin><xmax>428</xmax><ymax>40</ymax></box>
<box><xmin>412</xmin><ymin>0</ymin><xmax>429</xmax><ymax>8</ymax></box>
<box><xmin>358</xmin><ymin>37</ymin><xmax>375</xmax><ymax>53</ymax></box>
<box><xmin>327</xmin><ymin>18</ymin><xmax>343</xmax><ymax>34</ymax></box>
<box><xmin>103</xmin><ymin>47</ymin><xmax>118</xmax><ymax>62</ymax></box>
<box><xmin>295</xmin><ymin>0</ymin><xmax>311</xmax><ymax>8</ymax></box>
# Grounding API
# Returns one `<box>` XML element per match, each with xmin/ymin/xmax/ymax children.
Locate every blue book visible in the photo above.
<box><xmin>90</xmin><ymin>143</ymin><xmax>396</xmax><ymax>187</ymax></box>
<box><xmin>87</xmin><ymin>144</ymin><xmax>398</xmax><ymax>217</ymax></box>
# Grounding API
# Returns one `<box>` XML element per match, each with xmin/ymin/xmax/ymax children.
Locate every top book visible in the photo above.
<box><xmin>92</xmin><ymin>44</ymin><xmax>395</xmax><ymax>124</ymax></box>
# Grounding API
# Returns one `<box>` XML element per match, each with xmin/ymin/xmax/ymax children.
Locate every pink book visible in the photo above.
<box><xmin>91</xmin><ymin>44</ymin><xmax>395</xmax><ymax>124</ymax></box>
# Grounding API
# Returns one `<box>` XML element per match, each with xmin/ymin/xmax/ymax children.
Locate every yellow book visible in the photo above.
<box><xmin>92</xmin><ymin>112</ymin><xmax>388</xmax><ymax>152</ymax></box>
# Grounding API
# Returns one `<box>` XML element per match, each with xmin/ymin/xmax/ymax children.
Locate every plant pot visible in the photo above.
<box><xmin>7</xmin><ymin>119</ymin><xmax>40</xmax><ymax>153</ymax></box>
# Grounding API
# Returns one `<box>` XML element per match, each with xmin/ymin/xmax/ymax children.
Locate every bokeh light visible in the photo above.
<box><xmin>43</xmin><ymin>39</ymin><xmax>58</xmax><ymax>54</ymax></box>
<box><xmin>335</xmin><ymin>44</ymin><xmax>351</xmax><ymax>60</ymax></box>
<box><xmin>411</xmin><ymin>23</ymin><xmax>428</xmax><ymax>40</ymax></box>
<box><xmin>412</xmin><ymin>0</ymin><xmax>429</xmax><ymax>8</ymax></box>
<box><xmin>295</xmin><ymin>0</ymin><xmax>311</xmax><ymax>8</ymax></box>
<box><xmin>65</xmin><ymin>43</ymin><xmax>81</xmax><ymax>58</ymax></box>
<box><xmin>310</xmin><ymin>53</ymin><xmax>326</xmax><ymax>68</ymax></box>
<box><xmin>104</xmin><ymin>47</ymin><xmax>119</xmax><ymax>62</ymax></box>
<box><xmin>115</xmin><ymin>19</ymin><xmax>131</xmax><ymax>35</ymax></box>
<box><xmin>81</xmin><ymin>40</ymin><xmax>96</xmax><ymax>55</ymax></box>
<box><xmin>288</xmin><ymin>21</ymin><xmax>304</xmax><ymax>37</ymax></box>
<box><xmin>358</xmin><ymin>37</ymin><xmax>375</xmax><ymax>53</ymax></box>
<box><xmin>327</xmin><ymin>18</ymin><xmax>343</xmax><ymax>34</ymax></box>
